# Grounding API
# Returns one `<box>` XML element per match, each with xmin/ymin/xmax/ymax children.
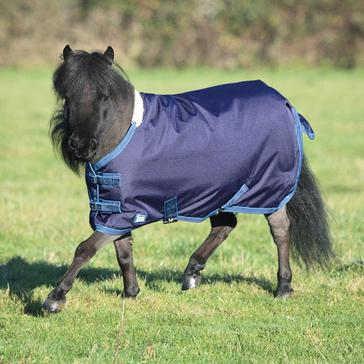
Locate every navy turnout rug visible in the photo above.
<box><xmin>85</xmin><ymin>80</ymin><xmax>315</xmax><ymax>235</ymax></box>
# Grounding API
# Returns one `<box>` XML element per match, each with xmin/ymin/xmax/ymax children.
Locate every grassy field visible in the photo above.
<box><xmin>0</xmin><ymin>67</ymin><xmax>363</xmax><ymax>363</ymax></box>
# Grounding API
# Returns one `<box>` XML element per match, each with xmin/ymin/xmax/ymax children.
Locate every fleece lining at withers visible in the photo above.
<box><xmin>85</xmin><ymin>80</ymin><xmax>315</xmax><ymax>235</ymax></box>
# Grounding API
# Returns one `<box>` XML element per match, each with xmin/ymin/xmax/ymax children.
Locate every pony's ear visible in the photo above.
<box><xmin>103</xmin><ymin>46</ymin><xmax>114</xmax><ymax>65</ymax></box>
<box><xmin>63</xmin><ymin>45</ymin><xmax>73</xmax><ymax>61</ymax></box>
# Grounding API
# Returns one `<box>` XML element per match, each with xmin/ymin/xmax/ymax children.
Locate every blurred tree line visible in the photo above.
<box><xmin>0</xmin><ymin>0</ymin><xmax>363</xmax><ymax>68</ymax></box>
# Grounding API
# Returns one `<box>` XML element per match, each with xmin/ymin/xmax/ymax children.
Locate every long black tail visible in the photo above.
<box><xmin>286</xmin><ymin>156</ymin><xmax>334</xmax><ymax>268</ymax></box>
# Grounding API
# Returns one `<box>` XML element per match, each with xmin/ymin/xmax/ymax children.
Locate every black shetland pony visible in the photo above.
<box><xmin>43</xmin><ymin>46</ymin><xmax>333</xmax><ymax>313</ymax></box>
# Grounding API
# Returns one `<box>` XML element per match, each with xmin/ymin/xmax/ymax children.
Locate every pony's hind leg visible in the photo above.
<box><xmin>265</xmin><ymin>206</ymin><xmax>293</xmax><ymax>298</ymax></box>
<box><xmin>43</xmin><ymin>232</ymin><xmax>114</xmax><ymax>313</ymax></box>
<box><xmin>114</xmin><ymin>233</ymin><xmax>140</xmax><ymax>298</ymax></box>
<box><xmin>182</xmin><ymin>212</ymin><xmax>237</xmax><ymax>290</ymax></box>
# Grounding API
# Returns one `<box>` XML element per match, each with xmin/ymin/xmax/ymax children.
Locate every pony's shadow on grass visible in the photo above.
<box><xmin>0</xmin><ymin>256</ymin><xmax>117</xmax><ymax>317</ymax></box>
<box><xmin>202</xmin><ymin>273</ymin><xmax>274</xmax><ymax>293</ymax></box>
<box><xmin>106</xmin><ymin>269</ymin><xmax>275</xmax><ymax>295</ymax></box>
<box><xmin>1</xmin><ymin>257</ymin><xmax>276</xmax><ymax>317</ymax></box>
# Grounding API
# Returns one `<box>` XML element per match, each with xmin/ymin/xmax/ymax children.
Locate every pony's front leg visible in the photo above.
<box><xmin>182</xmin><ymin>212</ymin><xmax>237</xmax><ymax>290</ymax></box>
<box><xmin>265</xmin><ymin>206</ymin><xmax>293</xmax><ymax>298</ymax></box>
<box><xmin>114</xmin><ymin>233</ymin><xmax>140</xmax><ymax>298</ymax></box>
<box><xmin>43</xmin><ymin>231</ymin><xmax>114</xmax><ymax>313</ymax></box>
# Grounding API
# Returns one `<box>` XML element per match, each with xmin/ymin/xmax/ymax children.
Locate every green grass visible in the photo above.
<box><xmin>0</xmin><ymin>67</ymin><xmax>363</xmax><ymax>363</ymax></box>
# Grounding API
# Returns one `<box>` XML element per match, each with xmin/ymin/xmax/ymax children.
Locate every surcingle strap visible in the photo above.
<box><xmin>163</xmin><ymin>197</ymin><xmax>178</xmax><ymax>223</ymax></box>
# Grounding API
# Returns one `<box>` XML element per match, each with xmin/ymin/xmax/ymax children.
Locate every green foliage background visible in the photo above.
<box><xmin>0</xmin><ymin>0</ymin><xmax>363</xmax><ymax>68</ymax></box>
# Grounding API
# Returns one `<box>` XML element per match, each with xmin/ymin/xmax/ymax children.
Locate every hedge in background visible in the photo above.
<box><xmin>0</xmin><ymin>0</ymin><xmax>363</xmax><ymax>68</ymax></box>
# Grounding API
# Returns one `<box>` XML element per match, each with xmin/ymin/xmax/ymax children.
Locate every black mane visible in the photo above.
<box><xmin>50</xmin><ymin>50</ymin><xmax>130</xmax><ymax>174</ymax></box>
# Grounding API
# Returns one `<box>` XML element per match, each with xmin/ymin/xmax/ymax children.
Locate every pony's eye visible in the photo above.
<box><xmin>64</xmin><ymin>102</ymin><xmax>70</xmax><ymax>121</ymax></box>
<box><xmin>64</xmin><ymin>106</ymin><xmax>69</xmax><ymax>121</ymax></box>
<box><xmin>63</xmin><ymin>97</ymin><xmax>71</xmax><ymax>120</ymax></box>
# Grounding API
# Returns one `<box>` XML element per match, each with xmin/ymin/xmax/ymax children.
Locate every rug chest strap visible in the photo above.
<box><xmin>89</xmin><ymin>199</ymin><xmax>121</xmax><ymax>214</ymax></box>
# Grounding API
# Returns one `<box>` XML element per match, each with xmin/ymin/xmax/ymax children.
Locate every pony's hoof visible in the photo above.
<box><xmin>181</xmin><ymin>273</ymin><xmax>201</xmax><ymax>291</ymax></box>
<box><xmin>123</xmin><ymin>287</ymin><xmax>140</xmax><ymax>299</ymax></box>
<box><xmin>42</xmin><ymin>297</ymin><xmax>66</xmax><ymax>314</ymax></box>
<box><xmin>275</xmin><ymin>287</ymin><xmax>294</xmax><ymax>299</ymax></box>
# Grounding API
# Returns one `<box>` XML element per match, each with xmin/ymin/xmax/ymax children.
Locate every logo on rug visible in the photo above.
<box><xmin>134</xmin><ymin>212</ymin><xmax>148</xmax><ymax>224</ymax></box>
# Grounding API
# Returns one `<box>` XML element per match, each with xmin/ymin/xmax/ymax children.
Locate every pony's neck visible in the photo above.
<box><xmin>92</xmin><ymin>83</ymin><xmax>135</xmax><ymax>163</ymax></box>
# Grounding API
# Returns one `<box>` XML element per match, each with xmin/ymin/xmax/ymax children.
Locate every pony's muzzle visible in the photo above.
<box><xmin>68</xmin><ymin>136</ymin><xmax>98</xmax><ymax>160</ymax></box>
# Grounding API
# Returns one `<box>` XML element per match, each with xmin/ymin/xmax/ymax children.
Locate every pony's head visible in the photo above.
<box><xmin>50</xmin><ymin>45</ymin><xmax>132</xmax><ymax>174</ymax></box>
